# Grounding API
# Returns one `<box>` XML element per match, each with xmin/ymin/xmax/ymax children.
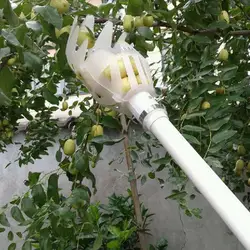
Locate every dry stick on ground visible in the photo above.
<box><xmin>120</xmin><ymin>114</ymin><xmax>147</xmax><ymax>250</ymax></box>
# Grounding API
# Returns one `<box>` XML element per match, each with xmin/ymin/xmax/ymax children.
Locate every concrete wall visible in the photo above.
<box><xmin>0</xmin><ymin>128</ymin><xmax>246</xmax><ymax>250</ymax></box>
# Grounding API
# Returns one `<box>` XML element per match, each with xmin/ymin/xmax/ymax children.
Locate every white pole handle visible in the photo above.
<box><xmin>128</xmin><ymin>92</ymin><xmax>250</xmax><ymax>250</ymax></box>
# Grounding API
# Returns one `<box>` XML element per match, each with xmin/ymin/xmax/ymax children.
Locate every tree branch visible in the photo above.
<box><xmin>93</xmin><ymin>18</ymin><xmax>250</xmax><ymax>37</ymax></box>
<box><xmin>120</xmin><ymin>114</ymin><xmax>147</xmax><ymax>250</ymax></box>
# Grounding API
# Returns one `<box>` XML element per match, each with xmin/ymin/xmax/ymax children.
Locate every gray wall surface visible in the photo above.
<box><xmin>0</xmin><ymin>129</ymin><xmax>246</xmax><ymax>250</ymax></box>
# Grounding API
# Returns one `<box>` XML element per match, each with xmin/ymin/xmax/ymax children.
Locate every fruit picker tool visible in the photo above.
<box><xmin>66</xmin><ymin>15</ymin><xmax>250</xmax><ymax>250</ymax></box>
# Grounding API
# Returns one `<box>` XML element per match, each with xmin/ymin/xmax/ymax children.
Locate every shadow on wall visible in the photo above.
<box><xmin>0</xmin><ymin>128</ymin><xmax>245</xmax><ymax>250</ymax></box>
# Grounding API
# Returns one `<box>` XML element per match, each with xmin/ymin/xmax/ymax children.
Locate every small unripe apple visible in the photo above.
<box><xmin>50</xmin><ymin>0</ymin><xmax>70</xmax><ymax>14</ymax></box>
<box><xmin>123</xmin><ymin>15</ymin><xmax>134</xmax><ymax>32</ymax></box>
<box><xmin>143</xmin><ymin>15</ymin><xmax>154</xmax><ymax>27</ymax></box>
<box><xmin>2</xmin><ymin>119</ymin><xmax>9</xmax><ymax>126</ymax></box>
<box><xmin>216</xmin><ymin>87</ymin><xmax>225</xmax><ymax>95</ymax></box>
<box><xmin>91</xmin><ymin>125</ymin><xmax>104</xmax><ymax>137</ymax></box>
<box><xmin>237</xmin><ymin>145</ymin><xmax>246</xmax><ymax>156</ymax></box>
<box><xmin>247</xmin><ymin>162</ymin><xmax>250</xmax><ymax>171</ymax></box>
<box><xmin>63</xmin><ymin>139</ymin><xmax>76</xmax><ymax>156</ymax></box>
<box><xmin>136</xmin><ymin>75</ymin><xmax>142</xmax><ymax>84</ymax></box>
<box><xmin>77</xmin><ymin>31</ymin><xmax>95</xmax><ymax>49</ymax></box>
<box><xmin>235</xmin><ymin>159</ymin><xmax>245</xmax><ymax>171</ymax></box>
<box><xmin>62</xmin><ymin>101</ymin><xmax>68</xmax><ymax>111</ymax></box>
<box><xmin>219</xmin><ymin>10</ymin><xmax>230</xmax><ymax>24</ymax></box>
<box><xmin>248</xmin><ymin>178</ymin><xmax>250</xmax><ymax>186</ymax></box>
<box><xmin>201</xmin><ymin>101</ymin><xmax>211</xmax><ymax>110</ymax></box>
<box><xmin>122</xmin><ymin>77</ymin><xmax>131</xmax><ymax>93</ymax></box>
<box><xmin>7</xmin><ymin>57</ymin><xmax>16</xmax><ymax>66</ymax></box>
<box><xmin>129</xmin><ymin>56</ymin><xmax>139</xmax><ymax>75</ymax></box>
<box><xmin>134</xmin><ymin>16</ymin><xmax>144</xmax><ymax>27</ymax></box>
<box><xmin>103</xmin><ymin>56</ymin><xmax>139</xmax><ymax>80</ymax></box>
<box><xmin>6</xmin><ymin>131</ymin><xmax>13</xmax><ymax>139</ymax></box>
<box><xmin>104</xmin><ymin>107</ymin><xmax>116</xmax><ymax>117</ymax></box>
<box><xmin>218</xmin><ymin>49</ymin><xmax>229</xmax><ymax>61</ymax></box>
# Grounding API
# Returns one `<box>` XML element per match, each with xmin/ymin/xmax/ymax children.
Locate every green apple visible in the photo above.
<box><xmin>235</xmin><ymin>159</ymin><xmax>245</xmax><ymax>171</ymax></box>
<box><xmin>218</xmin><ymin>49</ymin><xmax>229</xmax><ymax>61</ymax></box>
<box><xmin>77</xmin><ymin>31</ymin><xmax>95</xmax><ymax>49</ymax></box>
<box><xmin>123</xmin><ymin>15</ymin><xmax>134</xmax><ymax>32</ymax></box>
<box><xmin>134</xmin><ymin>16</ymin><xmax>144</xmax><ymax>27</ymax></box>
<box><xmin>201</xmin><ymin>101</ymin><xmax>211</xmax><ymax>110</ymax></box>
<box><xmin>121</xmin><ymin>77</ymin><xmax>131</xmax><ymax>93</ymax></box>
<box><xmin>219</xmin><ymin>10</ymin><xmax>229</xmax><ymax>24</ymax></box>
<box><xmin>104</xmin><ymin>107</ymin><xmax>116</xmax><ymax>117</ymax></box>
<box><xmin>62</xmin><ymin>101</ymin><xmax>68</xmax><ymax>111</ymax></box>
<box><xmin>7</xmin><ymin>57</ymin><xmax>16</xmax><ymax>66</ymax></box>
<box><xmin>143</xmin><ymin>15</ymin><xmax>154</xmax><ymax>27</ymax></box>
<box><xmin>91</xmin><ymin>125</ymin><xmax>104</xmax><ymax>137</ymax></box>
<box><xmin>63</xmin><ymin>139</ymin><xmax>75</xmax><ymax>156</ymax></box>
<box><xmin>50</xmin><ymin>0</ymin><xmax>70</xmax><ymax>14</ymax></box>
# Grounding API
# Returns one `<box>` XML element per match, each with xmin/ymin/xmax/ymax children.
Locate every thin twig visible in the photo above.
<box><xmin>90</xmin><ymin>17</ymin><xmax>250</xmax><ymax>37</ymax></box>
<box><xmin>120</xmin><ymin>114</ymin><xmax>147</xmax><ymax>250</ymax></box>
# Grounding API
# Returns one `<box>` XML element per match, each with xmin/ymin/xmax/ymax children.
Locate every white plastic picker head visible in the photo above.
<box><xmin>66</xmin><ymin>15</ymin><xmax>155</xmax><ymax>117</ymax></box>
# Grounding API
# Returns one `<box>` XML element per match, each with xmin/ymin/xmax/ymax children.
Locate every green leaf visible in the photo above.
<box><xmin>43</xmin><ymin>89</ymin><xmax>59</xmax><ymax>105</ymax></box>
<box><xmin>165</xmin><ymin>191</ymin><xmax>187</xmax><ymax>201</ymax></box>
<box><xmin>33</xmin><ymin>5</ymin><xmax>62</xmax><ymax>29</ymax></box>
<box><xmin>148</xmin><ymin>172</ymin><xmax>155</xmax><ymax>179</ymax></box>
<box><xmin>56</xmin><ymin>149</ymin><xmax>62</xmax><ymax>162</ymax></box>
<box><xmin>47</xmin><ymin>174</ymin><xmax>60</xmax><ymax>204</ymax></box>
<box><xmin>31</xmin><ymin>184</ymin><xmax>46</xmax><ymax>208</ymax></box>
<box><xmin>141</xmin><ymin>175</ymin><xmax>147</xmax><ymax>185</ymax></box>
<box><xmin>2</xmin><ymin>0</ymin><xmax>19</xmax><ymax>26</ymax></box>
<box><xmin>108</xmin><ymin>226</ymin><xmax>121</xmax><ymax>236</ymax></box>
<box><xmin>211</xmin><ymin>130</ymin><xmax>237</xmax><ymax>144</ymax></box>
<box><xmin>8</xmin><ymin>243</ymin><xmax>16</xmax><ymax>250</ymax></box>
<box><xmin>21</xmin><ymin>197</ymin><xmax>37</xmax><ymax>218</ymax></box>
<box><xmin>8</xmin><ymin>231</ymin><xmax>14</xmax><ymax>241</ymax></box>
<box><xmin>93</xmin><ymin>233</ymin><xmax>103</xmax><ymax>250</ymax></box>
<box><xmin>16</xmin><ymin>232</ymin><xmax>22</xmax><ymax>238</ymax></box>
<box><xmin>10</xmin><ymin>206</ymin><xmax>25</xmax><ymax>223</ymax></box>
<box><xmin>1</xmin><ymin>30</ymin><xmax>21</xmax><ymax>47</ymax></box>
<box><xmin>91</xmin><ymin>136</ymin><xmax>124</xmax><ymax>145</ymax></box>
<box><xmin>23</xmin><ymin>52</ymin><xmax>43</xmax><ymax>73</ymax></box>
<box><xmin>182</xmin><ymin>125</ymin><xmax>205</xmax><ymax>132</ymax></box>
<box><xmin>137</xmin><ymin>27</ymin><xmax>154</xmax><ymax>39</ymax></box>
<box><xmin>0</xmin><ymin>228</ymin><xmax>5</xmax><ymax>233</ymax></box>
<box><xmin>0</xmin><ymin>212</ymin><xmax>10</xmax><ymax>227</ymax></box>
<box><xmin>75</xmin><ymin>152</ymin><xmax>89</xmax><ymax>175</ymax></box>
<box><xmin>205</xmin><ymin>157</ymin><xmax>223</xmax><ymax>169</ymax></box>
<box><xmin>102</xmin><ymin>116</ymin><xmax>121</xmax><ymax>129</ymax></box>
<box><xmin>191</xmin><ymin>35</ymin><xmax>211</xmax><ymax>44</ymax></box>
<box><xmin>25</xmin><ymin>21</ymin><xmax>42</xmax><ymax>32</ymax></box>
<box><xmin>28</xmin><ymin>172</ymin><xmax>41</xmax><ymax>186</ymax></box>
<box><xmin>127</xmin><ymin>0</ymin><xmax>144</xmax><ymax>16</ymax></box>
<box><xmin>0</xmin><ymin>66</ymin><xmax>15</xmax><ymax>106</ymax></box>
<box><xmin>107</xmin><ymin>240</ymin><xmax>120</xmax><ymax>249</ymax></box>
<box><xmin>208</xmin><ymin>115</ymin><xmax>231</xmax><ymax>131</ymax></box>
<box><xmin>22</xmin><ymin>241</ymin><xmax>32</xmax><ymax>250</ymax></box>
<box><xmin>0</xmin><ymin>47</ymin><xmax>10</xmax><ymax>60</ymax></box>
<box><xmin>183</xmin><ymin>134</ymin><xmax>201</xmax><ymax>145</ymax></box>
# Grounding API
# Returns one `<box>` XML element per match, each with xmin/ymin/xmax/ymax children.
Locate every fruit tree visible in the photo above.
<box><xmin>1</xmin><ymin>0</ymin><xmax>250</xmax><ymax>249</ymax></box>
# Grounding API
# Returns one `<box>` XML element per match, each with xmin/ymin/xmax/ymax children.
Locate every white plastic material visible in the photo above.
<box><xmin>66</xmin><ymin>15</ymin><xmax>155</xmax><ymax>116</ymax></box>
<box><xmin>128</xmin><ymin>93</ymin><xmax>250</xmax><ymax>250</ymax></box>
